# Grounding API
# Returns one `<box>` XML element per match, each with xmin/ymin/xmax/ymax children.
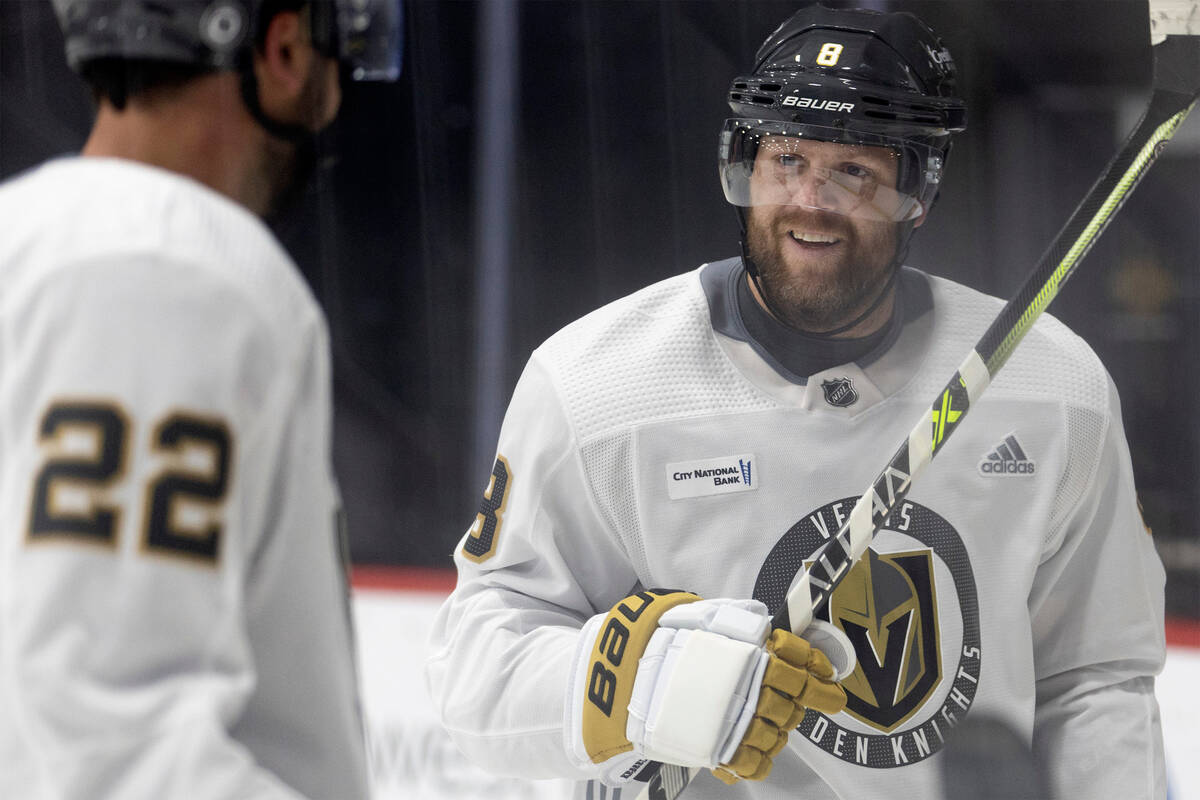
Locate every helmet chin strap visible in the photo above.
<box><xmin>237</xmin><ymin>52</ymin><xmax>316</xmax><ymax>144</ymax></box>
<box><xmin>737</xmin><ymin>207</ymin><xmax>912</xmax><ymax>339</ymax></box>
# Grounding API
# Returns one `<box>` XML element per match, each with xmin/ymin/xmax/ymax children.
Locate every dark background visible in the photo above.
<box><xmin>2</xmin><ymin>0</ymin><xmax>1198</xmax><ymax>619</ymax></box>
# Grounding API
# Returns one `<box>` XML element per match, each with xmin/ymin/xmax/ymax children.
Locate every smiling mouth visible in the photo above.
<box><xmin>788</xmin><ymin>230</ymin><xmax>841</xmax><ymax>247</ymax></box>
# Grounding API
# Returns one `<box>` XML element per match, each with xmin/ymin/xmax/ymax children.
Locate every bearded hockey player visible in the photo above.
<box><xmin>427</xmin><ymin>4</ymin><xmax>1167</xmax><ymax>799</ymax></box>
<box><xmin>0</xmin><ymin>2</ymin><xmax>399</xmax><ymax>798</ymax></box>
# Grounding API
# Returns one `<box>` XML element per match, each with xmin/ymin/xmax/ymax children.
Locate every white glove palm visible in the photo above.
<box><xmin>565</xmin><ymin>591</ymin><xmax>852</xmax><ymax>786</ymax></box>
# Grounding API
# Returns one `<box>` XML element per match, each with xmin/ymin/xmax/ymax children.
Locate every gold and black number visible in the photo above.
<box><xmin>28</xmin><ymin>401</ymin><xmax>129</xmax><ymax>546</ymax></box>
<box><xmin>143</xmin><ymin>414</ymin><xmax>231</xmax><ymax>564</ymax></box>
<box><xmin>816</xmin><ymin>42</ymin><xmax>844</xmax><ymax>66</ymax></box>
<box><xmin>462</xmin><ymin>454</ymin><xmax>511</xmax><ymax>563</ymax></box>
<box><xmin>25</xmin><ymin>399</ymin><xmax>232</xmax><ymax>567</ymax></box>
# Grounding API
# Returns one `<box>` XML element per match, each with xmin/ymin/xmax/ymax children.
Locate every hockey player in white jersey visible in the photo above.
<box><xmin>0</xmin><ymin>1</ymin><xmax>399</xmax><ymax>798</ymax></box>
<box><xmin>428</xmin><ymin>4</ymin><xmax>1168</xmax><ymax>799</ymax></box>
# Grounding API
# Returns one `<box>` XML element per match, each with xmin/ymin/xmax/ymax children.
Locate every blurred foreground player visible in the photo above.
<box><xmin>0</xmin><ymin>1</ymin><xmax>399</xmax><ymax>797</ymax></box>
<box><xmin>427</xmin><ymin>4</ymin><xmax>1167</xmax><ymax>799</ymax></box>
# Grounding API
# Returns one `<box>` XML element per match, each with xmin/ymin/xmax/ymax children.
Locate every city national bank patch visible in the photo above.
<box><xmin>666</xmin><ymin>454</ymin><xmax>756</xmax><ymax>500</ymax></box>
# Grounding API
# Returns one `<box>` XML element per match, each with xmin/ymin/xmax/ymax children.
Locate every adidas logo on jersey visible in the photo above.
<box><xmin>979</xmin><ymin>434</ymin><xmax>1035</xmax><ymax>476</ymax></box>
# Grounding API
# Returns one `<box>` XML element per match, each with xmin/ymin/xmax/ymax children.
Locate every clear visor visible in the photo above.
<box><xmin>336</xmin><ymin>0</ymin><xmax>403</xmax><ymax>81</ymax></box>
<box><xmin>718</xmin><ymin>119</ymin><xmax>940</xmax><ymax>223</ymax></box>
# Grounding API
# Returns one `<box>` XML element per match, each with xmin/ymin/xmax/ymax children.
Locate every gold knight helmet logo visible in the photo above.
<box><xmin>821</xmin><ymin>547</ymin><xmax>942</xmax><ymax>732</ymax></box>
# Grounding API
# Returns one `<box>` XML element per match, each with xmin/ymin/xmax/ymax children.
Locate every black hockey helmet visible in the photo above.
<box><xmin>52</xmin><ymin>0</ymin><xmax>403</xmax><ymax>82</ymax></box>
<box><xmin>720</xmin><ymin>3</ymin><xmax>966</xmax><ymax>222</ymax></box>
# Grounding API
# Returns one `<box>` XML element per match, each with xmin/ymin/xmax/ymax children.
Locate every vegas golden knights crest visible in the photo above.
<box><xmin>754</xmin><ymin>497</ymin><xmax>981</xmax><ymax>769</ymax></box>
<box><xmin>824</xmin><ymin>548</ymin><xmax>940</xmax><ymax>732</ymax></box>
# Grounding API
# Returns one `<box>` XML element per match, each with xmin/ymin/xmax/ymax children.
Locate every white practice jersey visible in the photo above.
<box><xmin>0</xmin><ymin>159</ymin><xmax>368</xmax><ymax>799</ymax></box>
<box><xmin>428</xmin><ymin>258</ymin><xmax>1167</xmax><ymax>799</ymax></box>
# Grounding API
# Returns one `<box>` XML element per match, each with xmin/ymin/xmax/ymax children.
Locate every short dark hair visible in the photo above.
<box><xmin>79</xmin><ymin>58</ymin><xmax>213</xmax><ymax>111</ymax></box>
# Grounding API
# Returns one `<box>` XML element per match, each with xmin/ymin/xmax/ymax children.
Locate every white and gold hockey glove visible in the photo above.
<box><xmin>564</xmin><ymin>590</ymin><xmax>853</xmax><ymax>787</ymax></box>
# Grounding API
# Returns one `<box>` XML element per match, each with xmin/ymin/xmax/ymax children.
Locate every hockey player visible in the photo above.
<box><xmin>427</xmin><ymin>5</ymin><xmax>1168</xmax><ymax>800</ymax></box>
<box><xmin>0</xmin><ymin>1</ymin><xmax>399</xmax><ymax>798</ymax></box>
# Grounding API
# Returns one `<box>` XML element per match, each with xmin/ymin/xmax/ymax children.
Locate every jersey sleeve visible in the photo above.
<box><xmin>1027</xmin><ymin>377</ymin><xmax>1167</xmax><ymax>799</ymax></box>
<box><xmin>425</xmin><ymin>352</ymin><xmax>640</xmax><ymax>780</ymax></box>
<box><xmin>0</xmin><ymin>254</ymin><xmax>339</xmax><ymax>799</ymax></box>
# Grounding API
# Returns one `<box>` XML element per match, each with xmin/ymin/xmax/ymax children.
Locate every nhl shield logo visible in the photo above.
<box><xmin>822</xmin><ymin>377</ymin><xmax>859</xmax><ymax>408</ymax></box>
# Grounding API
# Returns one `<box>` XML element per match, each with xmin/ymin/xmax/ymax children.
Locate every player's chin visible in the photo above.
<box><xmin>764</xmin><ymin>265</ymin><xmax>845</xmax><ymax>307</ymax></box>
<box><xmin>777</xmin><ymin>243</ymin><xmax>847</xmax><ymax>279</ymax></box>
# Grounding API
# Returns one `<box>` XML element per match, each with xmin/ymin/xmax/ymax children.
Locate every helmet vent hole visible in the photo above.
<box><xmin>863</xmin><ymin>109</ymin><xmax>942</xmax><ymax>126</ymax></box>
<box><xmin>860</xmin><ymin>95</ymin><xmax>891</xmax><ymax>106</ymax></box>
<box><xmin>759</xmin><ymin>83</ymin><xmax>782</xmax><ymax>92</ymax></box>
<box><xmin>730</xmin><ymin>92</ymin><xmax>776</xmax><ymax>106</ymax></box>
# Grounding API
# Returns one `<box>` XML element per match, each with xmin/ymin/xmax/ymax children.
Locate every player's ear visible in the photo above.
<box><xmin>912</xmin><ymin>207</ymin><xmax>927</xmax><ymax>228</ymax></box>
<box><xmin>255</xmin><ymin>10</ymin><xmax>312</xmax><ymax>100</ymax></box>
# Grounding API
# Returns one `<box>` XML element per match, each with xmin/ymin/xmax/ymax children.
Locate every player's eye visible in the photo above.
<box><xmin>777</xmin><ymin>153</ymin><xmax>803</xmax><ymax>170</ymax></box>
<box><xmin>841</xmin><ymin>163</ymin><xmax>873</xmax><ymax>180</ymax></box>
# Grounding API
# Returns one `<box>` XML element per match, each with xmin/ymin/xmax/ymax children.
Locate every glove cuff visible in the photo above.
<box><xmin>564</xmin><ymin>590</ymin><xmax>701</xmax><ymax>781</ymax></box>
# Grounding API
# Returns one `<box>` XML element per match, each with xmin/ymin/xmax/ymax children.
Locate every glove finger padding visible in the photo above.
<box><xmin>712</xmin><ymin>715</ymin><xmax>792</xmax><ymax>784</ymax></box>
<box><xmin>752</xmin><ymin>683</ymin><xmax>801</xmax><ymax>728</ymax></box>
<box><xmin>713</xmin><ymin>629</ymin><xmax>848</xmax><ymax>784</ymax></box>
<box><xmin>738</xmin><ymin>715</ymin><xmax>789</xmax><ymax>753</ymax></box>
<box><xmin>767</xmin><ymin>629</ymin><xmax>846</xmax><ymax>715</ymax></box>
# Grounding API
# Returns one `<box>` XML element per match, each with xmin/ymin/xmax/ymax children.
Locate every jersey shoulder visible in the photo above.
<box><xmin>920</xmin><ymin>271</ymin><xmax>1113</xmax><ymax>415</ymax></box>
<box><xmin>0</xmin><ymin>158</ymin><xmax>322</xmax><ymax>343</ymax></box>
<box><xmin>0</xmin><ymin>159</ymin><xmax>328</xmax><ymax>435</ymax></box>
<box><xmin>534</xmin><ymin>264</ymin><xmax>776</xmax><ymax>442</ymax></box>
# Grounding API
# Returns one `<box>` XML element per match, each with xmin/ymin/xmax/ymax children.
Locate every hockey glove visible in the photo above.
<box><xmin>564</xmin><ymin>590</ymin><xmax>852</xmax><ymax>787</ymax></box>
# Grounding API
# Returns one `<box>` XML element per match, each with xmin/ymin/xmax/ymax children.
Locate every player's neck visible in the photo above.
<box><xmin>745</xmin><ymin>274</ymin><xmax>897</xmax><ymax>339</ymax></box>
<box><xmin>81</xmin><ymin>73</ymin><xmax>274</xmax><ymax>216</ymax></box>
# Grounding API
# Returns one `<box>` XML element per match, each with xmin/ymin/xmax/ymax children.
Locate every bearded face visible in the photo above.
<box><xmin>744</xmin><ymin>136</ymin><xmax>914</xmax><ymax>333</ymax></box>
<box><xmin>257</xmin><ymin>49</ymin><xmax>342</xmax><ymax>223</ymax></box>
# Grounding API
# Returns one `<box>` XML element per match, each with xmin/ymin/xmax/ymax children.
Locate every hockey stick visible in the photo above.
<box><xmin>635</xmin><ymin>3</ymin><xmax>1200</xmax><ymax>798</ymax></box>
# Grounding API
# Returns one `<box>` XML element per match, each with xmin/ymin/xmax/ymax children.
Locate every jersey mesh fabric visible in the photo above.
<box><xmin>1050</xmin><ymin>405</ymin><xmax>1109</xmax><ymax>545</ymax></box>
<box><xmin>579</xmin><ymin>432</ymin><xmax>647</xmax><ymax>578</ymax></box>
<box><xmin>542</xmin><ymin>271</ymin><xmax>777</xmax><ymax>580</ymax></box>
<box><xmin>899</xmin><ymin>277</ymin><xmax>1107</xmax><ymax>406</ymax></box>
<box><xmin>900</xmin><ymin>276</ymin><xmax>1112</xmax><ymax>550</ymax></box>
<box><xmin>540</xmin><ymin>272</ymin><xmax>777</xmax><ymax>443</ymax></box>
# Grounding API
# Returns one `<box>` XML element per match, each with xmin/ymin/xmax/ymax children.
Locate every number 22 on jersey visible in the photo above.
<box><xmin>26</xmin><ymin>399</ymin><xmax>231</xmax><ymax>565</ymax></box>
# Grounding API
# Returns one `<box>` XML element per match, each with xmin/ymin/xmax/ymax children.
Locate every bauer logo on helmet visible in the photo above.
<box><xmin>781</xmin><ymin>96</ymin><xmax>856</xmax><ymax>113</ymax></box>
